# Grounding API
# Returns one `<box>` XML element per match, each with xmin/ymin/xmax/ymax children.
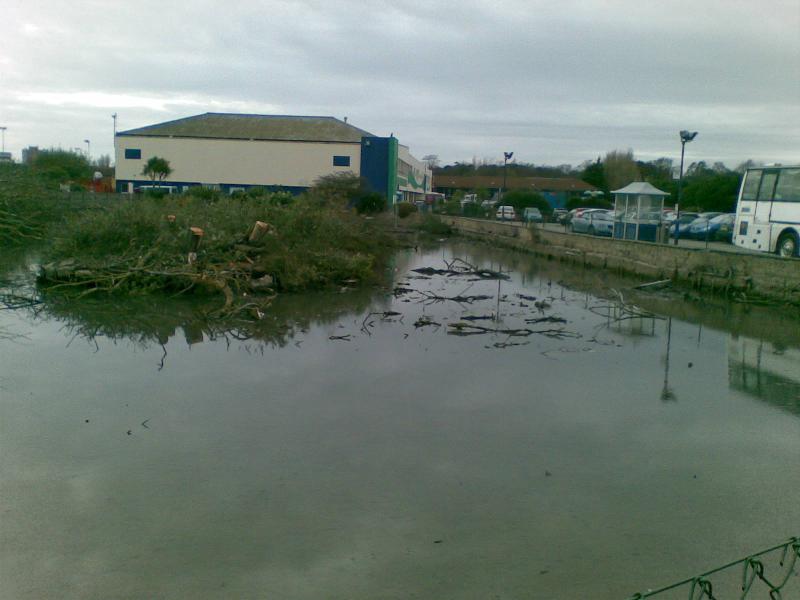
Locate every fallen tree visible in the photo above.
<box><xmin>37</xmin><ymin>192</ymin><xmax>393</xmax><ymax>316</ymax></box>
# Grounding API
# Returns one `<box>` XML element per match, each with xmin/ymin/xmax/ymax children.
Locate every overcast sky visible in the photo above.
<box><xmin>2</xmin><ymin>0</ymin><xmax>798</xmax><ymax>168</ymax></box>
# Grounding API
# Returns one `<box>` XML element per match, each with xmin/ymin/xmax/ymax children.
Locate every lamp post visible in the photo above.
<box><xmin>112</xmin><ymin>113</ymin><xmax>117</xmax><ymax>136</ymax></box>
<box><xmin>674</xmin><ymin>130</ymin><xmax>697</xmax><ymax>245</ymax></box>
<box><xmin>84</xmin><ymin>139</ymin><xmax>91</xmax><ymax>161</ymax></box>
<box><xmin>501</xmin><ymin>151</ymin><xmax>513</xmax><ymax>202</ymax></box>
<box><xmin>0</xmin><ymin>126</ymin><xmax>6</xmax><ymax>152</ymax></box>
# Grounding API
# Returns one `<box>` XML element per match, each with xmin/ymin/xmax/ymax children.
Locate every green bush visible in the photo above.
<box><xmin>184</xmin><ymin>186</ymin><xmax>222</xmax><ymax>201</ymax></box>
<box><xmin>354</xmin><ymin>192</ymin><xmax>386</xmax><ymax>214</ymax></box>
<box><xmin>44</xmin><ymin>192</ymin><xmax>394</xmax><ymax>294</ymax></box>
<box><xmin>462</xmin><ymin>203</ymin><xmax>484</xmax><ymax>218</ymax></box>
<box><xmin>397</xmin><ymin>202</ymin><xmax>417</xmax><ymax>218</ymax></box>
<box><xmin>31</xmin><ymin>149</ymin><xmax>92</xmax><ymax>182</ymax></box>
<box><xmin>417</xmin><ymin>215</ymin><xmax>453</xmax><ymax>235</ymax></box>
<box><xmin>502</xmin><ymin>190</ymin><xmax>552</xmax><ymax>216</ymax></box>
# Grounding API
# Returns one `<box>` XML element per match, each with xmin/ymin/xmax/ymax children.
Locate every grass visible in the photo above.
<box><xmin>41</xmin><ymin>190</ymin><xmax>393</xmax><ymax>303</ymax></box>
<box><xmin>0</xmin><ymin>163</ymin><xmax>104</xmax><ymax>246</ymax></box>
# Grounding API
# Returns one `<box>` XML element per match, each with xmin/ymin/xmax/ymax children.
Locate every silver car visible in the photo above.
<box><xmin>570</xmin><ymin>210</ymin><xmax>613</xmax><ymax>236</ymax></box>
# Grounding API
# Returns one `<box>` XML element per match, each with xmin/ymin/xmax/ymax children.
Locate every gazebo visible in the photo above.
<box><xmin>611</xmin><ymin>181</ymin><xmax>670</xmax><ymax>242</ymax></box>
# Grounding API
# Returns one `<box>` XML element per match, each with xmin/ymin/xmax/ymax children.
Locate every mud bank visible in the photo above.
<box><xmin>439</xmin><ymin>216</ymin><xmax>800</xmax><ymax>305</ymax></box>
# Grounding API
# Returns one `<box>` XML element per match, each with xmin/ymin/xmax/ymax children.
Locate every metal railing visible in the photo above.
<box><xmin>628</xmin><ymin>537</ymin><xmax>799</xmax><ymax>599</ymax></box>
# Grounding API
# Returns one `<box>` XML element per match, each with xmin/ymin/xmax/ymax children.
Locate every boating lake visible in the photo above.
<box><xmin>1</xmin><ymin>242</ymin><xmax>798</xmax><ymax>599</ymax></box>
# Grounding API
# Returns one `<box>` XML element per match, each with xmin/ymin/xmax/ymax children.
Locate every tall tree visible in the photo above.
<box><xmin>604</xmin><ymin>149</ymin><xmax>640</xmax><ymax>190</ymax></box>
<box><xmin>142</xmin><ymin>156</ymin><xmax>172</xmax><ymax>185</ymax></box>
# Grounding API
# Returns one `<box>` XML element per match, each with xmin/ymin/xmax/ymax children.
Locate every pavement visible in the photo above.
<box><xmin>533</xmin><ymin>222</ymin><xmax>761</xmax><ymax>255</ymax></box>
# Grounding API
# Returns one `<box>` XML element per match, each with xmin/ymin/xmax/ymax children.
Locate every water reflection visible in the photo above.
<box><xmin>1</xmin><ymin>243</ymin><xmax>799</xmax><ymax>599</ymax></box>
<box><xmin>728</xmin><ymin>336</ymin><xmax>800</xmax><ymax>416</ymax></box>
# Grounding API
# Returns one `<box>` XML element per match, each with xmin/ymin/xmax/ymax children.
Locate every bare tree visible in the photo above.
<box><xmin>604</xmin><ymin>149</ymin><xmax>641</xmax><ymax>189</ymax></box>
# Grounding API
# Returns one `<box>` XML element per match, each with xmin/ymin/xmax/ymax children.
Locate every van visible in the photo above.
<box><xmin>523</xmin><ymin>207</ymin><xmax>543</xmax><ymax>223</ymax></box>
<box><xmin>496</xmin><ymin>205</ymin><xmax>516</xmax><ymax>221</ymax></box>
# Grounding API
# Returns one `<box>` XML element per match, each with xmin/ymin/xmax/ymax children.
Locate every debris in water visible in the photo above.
<box><xmin>414</xmin><ymin>316</ymin><xmax>441</xmax><ymax>329</ymax></box>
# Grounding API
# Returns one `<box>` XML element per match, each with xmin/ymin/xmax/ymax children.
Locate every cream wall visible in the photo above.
<box><xmin>397</xmin><ymin>144</ymin><xmax>432</xmax><ymax>194</ymax></box>
<box><xmin>114</xmin><ymin>136</ymin><xmax>362</xmax><ymax>187</ymax></box>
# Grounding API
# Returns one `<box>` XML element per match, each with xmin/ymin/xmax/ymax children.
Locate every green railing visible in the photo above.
<box><xmin>628</xmin><ymin>536</ymin><xmax>799</xmax><ymax>599</ymax></box>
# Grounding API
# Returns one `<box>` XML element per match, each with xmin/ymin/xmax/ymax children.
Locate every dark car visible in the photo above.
<box><xmin>675</xmin><ymin>212</ymin><xmax>724</xmax><ymax>240</ymax></box>
<box><xmin>668</xmin><ymin>212</ymin><xmax>700</xmax><ymax>238</ymax></box>
<box><xmin>687</xmin><ymin>213</ymin><xmax>735</xmax><ymax>242</ymax></box>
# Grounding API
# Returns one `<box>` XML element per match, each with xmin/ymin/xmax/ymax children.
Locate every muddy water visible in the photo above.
<box><xmin>1</xmin><ymin>242</ymin><xmax>798</xmax><ymax>599</ymax></box>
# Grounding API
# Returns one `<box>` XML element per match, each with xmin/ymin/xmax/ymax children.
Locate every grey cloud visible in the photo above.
<box><xmin>1</xmin><ymin>0</ymin><xmax>798</xmax><ymax>165</ymax></box>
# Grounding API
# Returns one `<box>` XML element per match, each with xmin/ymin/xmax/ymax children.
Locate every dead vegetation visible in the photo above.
<box><xmin>36</xmin><ymin>191</ymin><xmax>393</xmax><ymax>317</ymax></box>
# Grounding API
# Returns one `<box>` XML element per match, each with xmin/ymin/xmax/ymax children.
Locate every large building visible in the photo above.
<box><xmin>433</xmin><ymin>174</ymin><xmax>597</xmax><ymax>208</ymax></box>
<box><xmin>114</xmin><ymin>113</ymin><xmax>431</xmax><ymax>201</ymax></box>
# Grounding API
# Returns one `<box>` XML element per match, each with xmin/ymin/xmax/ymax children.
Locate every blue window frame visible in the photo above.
<box><xmin>333</xmin><ymin>155</ymin><xmax>351</xmax><ymax>167</ymax></box>
<box><xmin>125</xmin><ymin>148</ymin><xmax>142</xmax><ymax>159</ymax></box>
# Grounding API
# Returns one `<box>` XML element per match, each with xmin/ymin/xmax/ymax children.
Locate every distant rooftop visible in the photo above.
<box><xmin>433</xmin><ymin>174</ymin><xmax>596</xmax><ymax>193</ymax></box>
<box><xmin>117</xmin><ymin>113</ymin><xmax>375</xmax><ymax>143</ymax></box>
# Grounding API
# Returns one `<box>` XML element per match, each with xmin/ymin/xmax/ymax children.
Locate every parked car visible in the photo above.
<box><xmin>568</xmin><ymin>208</ymin><xmax>606</xmax><ymax>228</ymax></box>
<box><xmin>571</xmin><ymin>210</ymin><xmax>613</xmax><ymax>236</ymax></box>
<box><xmin>552</xmin><ymin>208</ymin><xmax>568</xmax><ymax>223</ymax></box>
<box><xmin>686</xmin><ymin>213</ymin><xmax>736</xmax><ymax>241</ymax></box>
<box><xmin>496</xmin><ymin>205</ymin><xmax>516</xmax><ymax>221</ymax></box>
<box><xmin>668</xmin><ymin>212</ymin><xmax>700</xmax><ymax>238</ymax></box>
<box><xmin>523</xmin><ymin>207</ymin><xmax>543</xmax><ymax>223</ymax></box>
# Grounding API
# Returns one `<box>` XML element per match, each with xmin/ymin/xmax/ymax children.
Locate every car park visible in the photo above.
<box><xmin>523</xmin><ymin>207</ymin><xmax>543</xmax><ymax>223</ymax></box>
<box><xmin>496</xmin><ymin>205</ymin><xmax>516</xmax><ymax>221</ymax></box>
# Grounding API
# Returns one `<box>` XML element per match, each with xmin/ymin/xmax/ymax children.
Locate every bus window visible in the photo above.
<box><xmin>774</xmin><ymin>168</ymin><xmax>800</xmax><ymax>202</ymax></box>
<box><xmin>741</xmin><ymin>170</ymin><xmax>762</xmax><ymax>201</ymax></box>
<box><xmin>757</xmin><ymin>172</ymin><xmax>777</xmax><ymax>201</ymax></box>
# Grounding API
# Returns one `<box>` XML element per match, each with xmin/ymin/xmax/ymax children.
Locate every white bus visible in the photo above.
<box><xmin>733</xmin><ymin>166</ymin><xmax>800</xmax><ymax>257</ymax></box>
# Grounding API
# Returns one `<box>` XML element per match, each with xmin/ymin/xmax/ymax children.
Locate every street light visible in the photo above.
<box><xmin>502</xmin><ymin>151</ymin><xmax>513</xmax><ymax>201</ymax></box>
<box><xmin>84</xmin><ymin>139</ymin><xmax>91</xmax><ymax>161</ymax></box>
<box><xmin>0</xmin><ymin>126</ymin><xmax>6</xmax><ymax>152</ymax></box>
<box><xmin>674</xmin><ymin>130</ymin><xmax>698</xmax><ymax>245</ymax></box>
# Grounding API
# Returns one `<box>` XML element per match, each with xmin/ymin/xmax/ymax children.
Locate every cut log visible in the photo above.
<box><xmin>248</xmin><ymin>221</ymin><xmax>272</xmax><ymax>242</ymax></box>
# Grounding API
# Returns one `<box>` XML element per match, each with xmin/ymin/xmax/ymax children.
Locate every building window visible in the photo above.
<box><xmin>333</xmin><ymin>155</ymin><xmax>351</xmax><ymax>167</ymax></box>
<box><xmin>125</xmin><ymin>148</ymin><xmax>142</xmax><ymax>160</ymax></box>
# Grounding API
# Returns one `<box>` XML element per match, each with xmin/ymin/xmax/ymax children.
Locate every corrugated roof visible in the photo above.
<box><xmin>432</xmin><ymin>175</ymin><xmax>596</xmax><ymax>193</ymax></box>
<box><xmin>611</xmin><ymin>182</ymin><xmax>670</xmax><ymax>196</ymax></box>
<box><xmin>117</xmin><ymin>113</ymin><xmax>374</xmax><ymax>143</ymax></box>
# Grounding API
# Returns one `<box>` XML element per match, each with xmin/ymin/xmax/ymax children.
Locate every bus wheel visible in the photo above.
<box><xmin>776</xmin><ymin>231</ymin><xmax>799</xmax><ymax>257</ymax></box>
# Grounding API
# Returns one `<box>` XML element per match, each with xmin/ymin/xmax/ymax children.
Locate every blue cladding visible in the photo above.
<box><xmin>360</xmin><ymin>136</ymin><xmax>390</xmax><ymax>198</ymax></box>
<box><xmin>124</xmin><ymin>148</ymin><xmax>142</xmax><ymax>159</ymax></box>
<box><xmin>333</xmin><ymin>155</ymin><xmax>351</xmax><ymax>167</ymax></box>
<box><xmin>115</xmin><ymin>179</ymin><xmax>308</xmax><ymax>195</ymax></box>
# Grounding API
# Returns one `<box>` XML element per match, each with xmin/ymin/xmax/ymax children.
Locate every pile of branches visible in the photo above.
<box><xmin>37</xmin><ymin>194</ymin><xmax>391</xmax><ymax>318</ymax></box>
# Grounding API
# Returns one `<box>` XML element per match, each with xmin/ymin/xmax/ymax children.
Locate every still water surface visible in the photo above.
<box><xmin>1</xmin><ymin>243</ymin><xmax>799</xmax><ymax>599</ymax></box>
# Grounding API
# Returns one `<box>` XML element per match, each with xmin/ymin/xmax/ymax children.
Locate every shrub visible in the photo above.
<box><xmin>462</xmin><ymin>203</ymin><xmax>484</xmax><ymax>218</ymax></box>
<box><xmin>417</xmin><ymin>215</ymin><xmax>453</xmax><ymax>235</ymax></box>
<box><xmin>397</xmin><ymin>202</ymin><xmax>417</xmax><ymax>218</ymax></box>
<box><xmin>31</xmin><ymin>149</ymin><xmax>92</xmax><ymax>182</ymax></box>
<box><xmin>184</xmin><ymin>186</ymin><xmax>222</xmax><ymax>201</ymax></box>
<box><xmin>502</xmin><ymin>190</ymin><xmax>552</xmax><ymax>216</ymax></box>
<box><xmin>354</xmin><ymin>192</ymin><xmax>386</xmax><ymax>214</ymax></box>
